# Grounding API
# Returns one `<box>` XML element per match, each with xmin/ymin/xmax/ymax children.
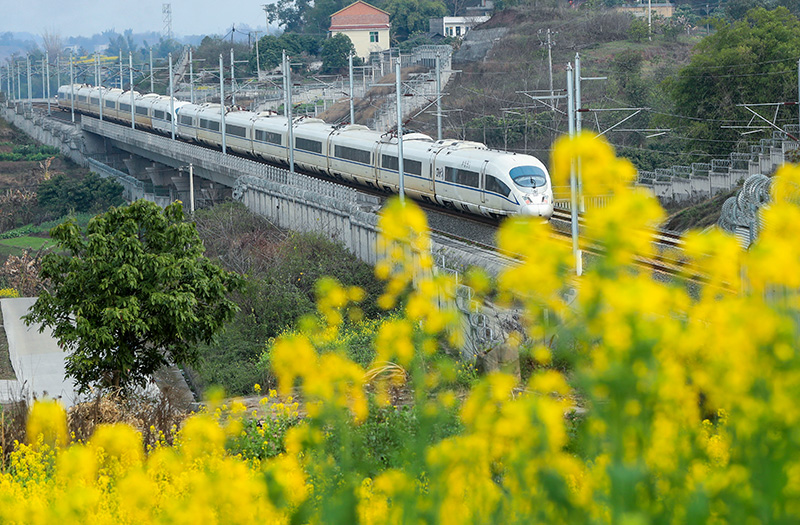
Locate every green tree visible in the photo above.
<box><xmin>38</xmin><ymin>173</ymin><xmax>125</xmax><ymax>218</ymax></box>
<box><xmin>666</xmin><ymin>7</ymin><xmax>800</xmax><ymax>155</ymax></box>
<box><xmin>266</xmin><ymin>0</ymin><xmax>314</xmax><ymax>33</ymax></box>
<box><xmin>252</xmin><ymin>33</ymin><xmax>321</xmax><ymax>72</ymax></box>
<box><xmin>320</xmin><ymin>33</ymin><xmax>360</xmax><ymax>74</ymax></box>
<box><xmin>24</xmin><ymin>200</ymin><xmax>242</xmax><ymax>394</ymax></box>
<box><xmin>384</xmin><ymin>0</ymin><xmax>448</xmax><ymax>41</ymax></box>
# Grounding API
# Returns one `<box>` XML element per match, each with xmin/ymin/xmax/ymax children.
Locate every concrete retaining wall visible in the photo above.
<box><xmin>0</xmin><ymin>102</ymin><xmax>87</xmax><ymax>166</ymax></box>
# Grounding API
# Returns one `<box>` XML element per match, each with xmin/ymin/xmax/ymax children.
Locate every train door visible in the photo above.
<box><xmin>479</xmin><ymin>160</ymin><xmax>489</xmax><ymax>204</ymax></box>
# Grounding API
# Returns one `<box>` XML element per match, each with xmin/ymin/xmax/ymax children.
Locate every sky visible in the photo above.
<box><xmin>2</xmin><ymin>0</ymin><xmax>276</xmax><ymax>39</ymax></box>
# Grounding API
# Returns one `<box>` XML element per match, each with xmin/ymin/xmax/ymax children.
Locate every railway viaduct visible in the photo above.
<box><xmin>0</xmin><ymin>100</ymin><xmax>523</xmax><ymax>366</ymax></box>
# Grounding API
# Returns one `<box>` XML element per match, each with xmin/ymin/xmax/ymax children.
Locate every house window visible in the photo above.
<box><xmin>370</xmin><ymin>31</ymin><xmax>379</xmax><ymax>43</ymax></box>
<box><xmin>456</xmin><ymin>26</ymin><xmax>462</xmax><ymax>36</ymax></box>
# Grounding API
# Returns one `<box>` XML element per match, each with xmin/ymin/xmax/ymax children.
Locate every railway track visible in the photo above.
<box><xmin>31</xmin><ymin>105</ymin><xmax>711</xmax><ymax>284</ymax></box>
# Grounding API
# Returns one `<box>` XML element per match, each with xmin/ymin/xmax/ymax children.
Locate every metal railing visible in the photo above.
<box><xmin>81</xmin><ymin>117</ymin><xmax>360</xmax><ymax>204</ymax></box>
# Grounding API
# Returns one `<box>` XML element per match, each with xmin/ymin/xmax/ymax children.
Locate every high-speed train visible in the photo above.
<box><xmin>57</xmin><ymin>84</ymin><xmax>554</xmax><ymax>219</ymax></box>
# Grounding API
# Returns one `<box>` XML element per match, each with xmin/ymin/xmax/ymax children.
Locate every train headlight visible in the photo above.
<box><xmin>524</xmin><ymin>193</ymin><xmax>549</xmax><ymax>205</ymax></box>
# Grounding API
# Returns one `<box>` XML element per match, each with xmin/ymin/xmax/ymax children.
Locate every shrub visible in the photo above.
<box><xmin>6</xmin><ymin>134</ymin><xmax>800</xmax><ymax>523</ymax></box>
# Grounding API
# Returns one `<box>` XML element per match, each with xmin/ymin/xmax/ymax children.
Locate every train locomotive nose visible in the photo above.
<box><xmin>519</xmin><ymin>193</ymin><xmax>554</xmax><ymax>219</ymax></box>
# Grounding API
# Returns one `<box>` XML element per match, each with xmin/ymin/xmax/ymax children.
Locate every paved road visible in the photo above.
<box><xmin>1</xmin><ymin>298</ymin><xmax>80</xmax><ymax>407</ymax></box>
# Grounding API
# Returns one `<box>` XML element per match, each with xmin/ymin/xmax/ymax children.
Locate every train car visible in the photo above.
<box><xmin>176</xmin><ymin>103</ymin><xmax>200</xmax><ymax>142</ymax></box>
<box><xmin>149</xmin><ymin>96</ymin><xmax>187</xmax><ymax>135</ymax></box>
<box><xmin>327</xmin><ymin>125</ymin><xmax>378</xmax><ymax>186</ymax></box>
<box><xmin>134</xmin><ymin>93</ymin><xmax>160</xmax><ymax>129</ymax></box>
<box><xmin>224</xmin><ymin>110</ymin><xmax>258</xmax><ymax>156</ymax></box>
<box><xmin>193</xmin><ymin>104</ymin><xmax>224</xmax><ymax>148</ymax></box>
<box><xmin>252</xmin><ymin>113</ymin><xmax>288</xmax><ymax>166</ymax></box>
<box><xmin>117</xmin><ymin>91</ymin><xmax>141</xmax><ymax>125</ymax></box>
<box><xmin>375</xmin><ymin>133</ymin><xmax>437</xmax><ymax>199</ymax></box>
<box><xmin>290</xmin><ymin>118</ymin><xmax>334</xmax><ymax>175</ymax></box>
<box><xmin>101</xmin><ymin>88</ymin><xmax>125</xmax><ymax>122</ymax></box>
<box><xmin>56</xmin><ymin>83</ymin><xmax>553</xmax><ymax>219</ymax></box>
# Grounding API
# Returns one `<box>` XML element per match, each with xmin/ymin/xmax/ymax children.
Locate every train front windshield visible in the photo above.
<box><xmin>510</xmin><ymin>166</ymin><xmax>548</xmax><ymax>188</ymax></box>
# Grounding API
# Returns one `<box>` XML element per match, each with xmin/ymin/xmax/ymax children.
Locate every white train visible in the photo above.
<box><xmin>57</xmin><ymin>84</ymin><xmax>554</xmax><ymax>219</ymax></box>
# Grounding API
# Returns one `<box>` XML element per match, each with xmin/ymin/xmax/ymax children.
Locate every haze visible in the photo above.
<box><xmin>1</xmin><ymin>0</ymin><xmax>276</xmax><ymax>38</ymax></box>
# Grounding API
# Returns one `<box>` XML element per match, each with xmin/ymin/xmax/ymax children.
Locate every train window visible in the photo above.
<box><xmin>381</xmin><ymin>155</ymin><xmax>422</xmax><ymax>175</ymax></box>
<box><xmin>165</xmin><ymin>112</ymin><xmax>171</xmax><ymax>122</ymax></box>
<box><xmin>105</xmin><ymin>100</ymin><xmax>115</xmax><ymax>109</ymax></box>
<box><xmin>120</xmin><ymin>103</ymin><xmax>131</xmax><ymax>112</ymax></box>
<box><xmin>255</xmin><ymin>129</ymin><xmax>282</xmax><ymax>145</ymax></box>
<box><xmin>509</xmin><ymin>166</ymin><xmax>547</xmax><ymax>188</ymax></box>
<box><xmin>485</xmin><ymin>175</ymin><xmax>511</xmax><ymax>197</ymax></box>
<box><xmin>335</xmin><ymin>145</ymin><xmax>371</xmax><ymax>164</ymax></box>
<box><xmin>445</xmin><ymin>167</ymin><xmax>479</xmax><ymax>188</ymax></box>
<box><xmin>90</xmin><ymin>97</ymin><xmax>99</xmax><ymax>105</ymax></box>
<box><xmin>180</xmin><ymin>115</ymin><xmax>193</xmax><ymax>126</ymax></box>
<box><xmin>227</xmin><ymin>124</ymin><xmax>247</xmax><ymax>138</ymax></box>
<box><xmin>153</xmin><ymin>109</ymin><xmax>165</xmax><ymax>119</ymax></box>
<box><xmin>136</xmin><ymin>106</ymin><xmax>148</xmax><ymax>115</ymax></box>
<box><xmin>296</xmin><ymin>137</ymin><xmax>322</xmax><ymax>154</ymax></box>
<box><xmin>78</xmin><ymin>95</ymin><xmax>87</xmax><ymax>102</ymax></box>
<box><xmin>200</xmin><ymin>118</ymin><xmax>220</xmax><ymax>131</ymax></box>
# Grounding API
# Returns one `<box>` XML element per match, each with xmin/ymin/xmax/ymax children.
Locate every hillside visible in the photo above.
<box><xmin>408</xmin><ymin>6</ymin><xmax>699</xmax><ymax>169</ymax></box>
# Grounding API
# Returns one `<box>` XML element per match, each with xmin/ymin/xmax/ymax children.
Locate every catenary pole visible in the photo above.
<box><xmin>169</xmin><ymin>53</ymin><xmax>175</xmax><ymax>140</ymax></box>
<box><xmin>349</xmin><ymin>53</ymin><xmax>355</xmax><ymax>124</ymax></box>
<box><xmin>130</xmin><ymin>52</ymin><xmax>135</xmax><ymax>129</ymax></box>
<box><xmin>230</xmin><ymin>48</ymin><xmax>236</xmax><ymax>106</ymax></box>
<box><xmin>285</xmin><ymin>51</ymin><xmax>294</xmax><ymax>174</ymax></box>
<box><xmin>567</xmin><ymin>63</ymin><xmax>581</xmax><ymax>276</ymax></box>
<box><xmin>396</xmin><ymin>56</ymin><xmax>404</xmax><ymax>202</ymax></box>
<box><xmin>43</xmin><ymin>54</ymin><xmax>50</xmax><ymax>114</ymax></box>
<box><xmin>436</xmin><ymin>53</ymin><xmax>442</xmax><ymax>141</ymax></box>
<box><xmin>69</xmin><ymin>53</ymin><xmax>75</xmax><ymax>123</ymax></box>
<box><xmin>26</xmin><ymin>55</ymin><xmax>31</xmax><ymax>106</ymax></box>
<box><xmin>189</xmin><ymin>47</ymin><xmax>194</xmax><ymax>103</ymax></box>
<box><xmin>219</xmin><ymin>54</ymin><xmax>226</xmax><ymax>154</ymax></box>
<box><xmin>150</xmin><ymin>47</ymin><xmax>154</xmax><ymax>93</ymax></box>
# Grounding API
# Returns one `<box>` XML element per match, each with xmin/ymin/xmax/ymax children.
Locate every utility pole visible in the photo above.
<box><xmin>130</xmin><ymin>52</ymin><xmax>135</xmax><ymax>130</ymax></box>
<box><xmin>69</xmin><ymin>53</ymin><xmax>75</xmax><ymax>123</ymax></box>
<box><xmin>189</xmin><ymin>47</ymin><xmax>194</xmax><ymax>103</ymax></box>
<box><xmin>219</xmin><ymin>54</ymin><xmax>226</xmax><ymax>154</ymax></box>
<box><xmin>150</xmin><ymin>47</ymin><xmax>154</xmax><ymax>93</ymax></box>
<box><xmin>254</xmin><ymin>31</ymin><xmax>261</xmax><ymax>80</ymax></box>
<box><xmin>436</xmin><ymin>53</ymin><xmax>442</xmax><ymax>141</ymax></box>
<box><xmin>45</xmin><ymin>52</ymin><xmax>51</xmax><ymax>115</ymax></box>
<box><xmin>26</xmin><ymin>55</ymin><xmax>31</xmax><ymax>106</ymax></box>
<box><xmin>188</xmin><ymin>163</ymin><xmax>195</xmax><ymax>214</ymax></box>
<box><xmin>169</xmin><ymin>53</ymin><xmax>175</xmax><ymax>139</ymax></box>
<box><xmin>119</xmin><ymin>54</ymin><xmax>124</xmax><ymax>89</ymax></box>
<box><xmin>648</xmin><ymin>0</ymin><xmax>652</xmax><ymax>41</ymax></box>
<box><xmin>396</xmin><ymin>55</ymin><xmax>405</xmax><ymax>202</ymax></box>
<box><xmin>575</xmin><ymin>53</ymin><xmax>583</xmax><ymax>212</ymax></box>
<box><xmin>94</xmin><ymin>54</ymin><xmax>99</xmax><ymax>86</ymax></box>
<box><xmin>349</xmin><ymin>53</ymin><xmax>355</xmax><ymax>124</ymax></box>
<box><xmin>230</xmin><ymin>48</ymin><xmax>236</xmax><ymax>106</ymax></box>
<box><xmin>567</xmin><ymin>63</ymin><xmax>581</xmax><ymax>276</ymax></box>
<box><xmin>284</xmin><ymin>50</ymin><xmax>295</xmax><ymax>174</ymax></box>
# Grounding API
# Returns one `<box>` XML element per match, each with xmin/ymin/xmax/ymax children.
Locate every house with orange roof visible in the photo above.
<box><xmin>329</xmin><ymin>1</ymin><xmax>391</xmax><ymax>60</ymax></box>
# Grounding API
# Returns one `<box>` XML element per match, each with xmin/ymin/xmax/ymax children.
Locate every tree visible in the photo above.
<box><xmin>320</xmin><ymin>34</ymin><xmax>359</xmax><ymax>74</ymax></box>
<box><xmin>383</xmin><ymin>0</ymin><xmax>448</xmax><ymax>41</ymax></box>
<box><xmin>666</xmin><ymin>7</ymin><xmax>800</xmax><ymax>155</ymax></box>
<box><xmin>38</xmin><ymin>172</ymin><xmax>125</xmax><ymax>218</ymax></box>
<box><xmin>266</xmin><ymin>0</ymin><xmax>314</xmax><ymax>33</ymax></box>
<box><xmin>24</xmin><ymin>200</ymin><xmax>243</xmax><ymax>394</ymax></box>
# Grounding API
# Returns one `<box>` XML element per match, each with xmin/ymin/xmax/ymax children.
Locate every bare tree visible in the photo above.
<box><xmin>41</xmin><ymin>28</ymin><xmax>63</xmax><ymax>60</ymax></box>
